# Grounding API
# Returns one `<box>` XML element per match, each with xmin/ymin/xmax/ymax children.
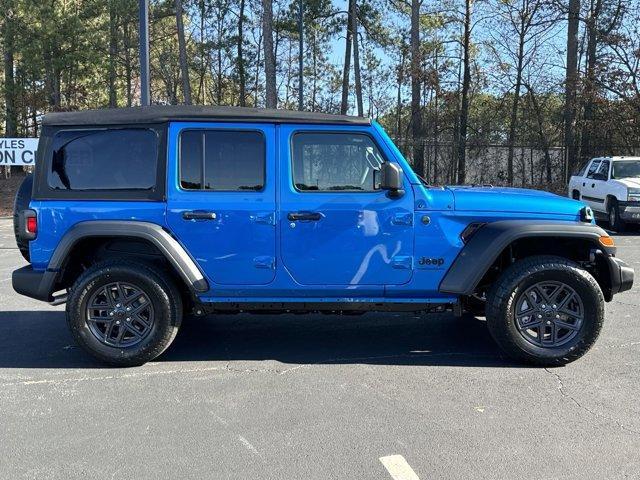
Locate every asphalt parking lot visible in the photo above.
<box><xmin>1</xmin><ymin>219</ymin><xmax>639</xmax><ymax>479</ymax></box>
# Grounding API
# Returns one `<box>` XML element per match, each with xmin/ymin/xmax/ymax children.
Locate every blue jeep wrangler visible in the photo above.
<box><xmin>12</xmin><ymin>106</ymin><xmax>634</xmax><ymax>366</ymax></box>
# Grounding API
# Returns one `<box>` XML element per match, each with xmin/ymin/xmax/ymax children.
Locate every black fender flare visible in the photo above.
<box><xmin>46</xmin><ymin>220</ymin><xmax>208</xmax><ymax>295</ymax></box>
<box><xmin>438</xmin><ymin>220</ymin><xmax>614</xmax><ymax>296</ymax></box>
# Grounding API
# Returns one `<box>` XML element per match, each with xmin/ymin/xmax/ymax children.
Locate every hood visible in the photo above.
<box><xmin>448</xmin><ymin>186</ymin><xmax>584</xmax><ymax>217</ymax></box>
<box><xmin>614</xmin><ymin>177</ymin><xmax>640</xmax><ymax>188</ymax></box>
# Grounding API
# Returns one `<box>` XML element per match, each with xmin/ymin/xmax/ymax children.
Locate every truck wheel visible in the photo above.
<box><xmin>66</xmin><ymin>260</ymin><xmax>182</xmax><ymax>366</ymax></box>
<box><xmin>485</xmin><ymin>255</ymin><xmax>604</xmax><ymax>366</ymax></box>
<box><xmin>608</xmin><ymin>201</ymin><xmax>626</xmax><ymax>232</ymax></box>
<box><xmin>12</xmin><ymin>174</ymin><xmax>33</xmax><ymax>262</ymax></box>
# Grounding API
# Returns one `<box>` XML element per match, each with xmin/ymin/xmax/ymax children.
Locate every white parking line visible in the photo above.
<box><xmin>379</xmin><ymin>455</ymin><xmax>420</xmax><ymax>480</ymax></box>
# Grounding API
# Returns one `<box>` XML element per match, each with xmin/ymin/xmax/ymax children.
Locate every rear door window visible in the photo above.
<box><xmin>48</xmin><ymin>129</ymin><xmax>158</xmax><ymax>191</ymax></box>
<box><xmin>179</xmin><ymin>130</ymin><xmax>265</xmax><ymax>191</ymax></box>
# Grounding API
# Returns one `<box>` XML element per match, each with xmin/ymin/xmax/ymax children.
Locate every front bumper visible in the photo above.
<box><xmin>605</xmin><ymin>256</ymin><xmax>634</xmax><ymax>298</ymax></box>
<box><xmin>12</xmin><ymin>265</ymin><xmax>57</xmax><ymax>302</ymax></box>
<box><xmin>619</xmin><ymin>202</ymin><xmax>640</xmax><ymax>222</ymax></box>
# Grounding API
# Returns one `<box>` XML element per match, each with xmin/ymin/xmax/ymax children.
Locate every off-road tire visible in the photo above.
<box><xmin>608</xmin><ymin>200</ymin><xmax>626</xmax><ymax>232</ymax></box>
<box><xmin>66</xmin><ymin>260</ymin><xmax>183</xmax><ymax>366</ymax></box>
<box><xmin>12</xmin><ymin>174</ymin><xmax>33</xmax><ymax>262</ymax></box>
<box><xmin>486</xmin><ymin>255</ymin><xmax>604</xmax><ymax>366</ymax></box>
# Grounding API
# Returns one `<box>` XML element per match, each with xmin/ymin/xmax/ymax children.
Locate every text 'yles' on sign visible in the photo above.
<box><xmin>0</xmin><ymin>138</ymin><xmax>39</xmax><ymax>165</ymax></box>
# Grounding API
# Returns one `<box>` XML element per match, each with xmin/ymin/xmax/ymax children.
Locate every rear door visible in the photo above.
<box><xmin>278</xmin><ymin>126</ymin><xmax>415</xmax><ymax>290</ymax></box>
<box><xmin>166</xmin><ymin>122</ymin><xmax>276</xmax><ymax>286</ymax></box>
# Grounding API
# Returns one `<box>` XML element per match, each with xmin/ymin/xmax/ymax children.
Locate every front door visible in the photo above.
<box><xmin>279</xmin><ymin>126</ymin><xmax>415</xmax><ymax>290</ymax></box>
<box><xmin>166</xmin><ymin>122</ymin><xmax>276</xmax><ymax>287</ymax></box>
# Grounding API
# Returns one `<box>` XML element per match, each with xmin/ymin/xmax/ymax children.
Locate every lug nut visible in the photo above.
<box><xmin>109</xmin><ymin>312</ymin><xmax>114</xmax><ymax>316</ymax></box>
<box><xmin>115</xmin><ymin>320</ymin><xmax>120</xmax><ymax>325</ymax></box>
<box><xmin>126</xmin><ymin>307</ymin><xmax>131</xmax><ymax>312</ymax></box>
<box><xmin>537</xmin><ymin>314</ymin><xmax>543</xmax><ymax>319</ymax></box>
<box><xmin>541</xmin><ymin>304</ymin><xmax>546</xmax><ymax>309</ymax></box>
<box><xmin>546</xmin><ymin>321</ymin><xmax>552</xmax><ymax>325</ymax></box>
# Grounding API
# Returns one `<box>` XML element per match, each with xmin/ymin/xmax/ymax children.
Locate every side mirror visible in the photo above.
<box><xmin>380</xmin><ymin>162</ymin><xmax>404</xmax><ymax>197</ymax></box>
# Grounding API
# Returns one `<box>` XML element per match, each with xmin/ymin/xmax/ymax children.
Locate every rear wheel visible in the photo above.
<box><xmin>66</xmin><ymin>260</ymin><xmax>182</xmax><ymax>366</ymax></box>
<box><xmin>486</xmin><ymin>256</ymin><xmax>604</xmax><ymax>366</ymax></box>
<box><xmin>608</xmin><ymin>200</ymin><xmax>626</xmax><ymax>232</ymax></box>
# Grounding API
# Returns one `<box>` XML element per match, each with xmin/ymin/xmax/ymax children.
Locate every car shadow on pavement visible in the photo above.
<box><xmin>0</xmin><ymin>310</ymin><xmax>524</xmax><ymax>369</ymax></box>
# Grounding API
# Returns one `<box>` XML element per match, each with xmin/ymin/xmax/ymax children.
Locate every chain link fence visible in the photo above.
<box><xmin>395</xmin><ymin>139</ymin><xmax>640</xmax><ymax>193</ymax></box>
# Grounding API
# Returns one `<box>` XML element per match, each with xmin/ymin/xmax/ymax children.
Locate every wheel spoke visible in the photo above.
<box><xmin>517</xmin><ymin>319</ymin><xmax>542</xmax><ymax>332</ymax></box>
<box><xmin>87</xmin><ymin>315</ymin><xmax>112</xmax><ymax>324</ymax></box>
<box><xmin>132</xmin><ymin>312</ymin><xmax>151</xmax><ymax>328</ymax></box>
<box><xmin>555</xmin><ymin>318</ymin><xmax>580</xmax><ymax>331</ymax></box>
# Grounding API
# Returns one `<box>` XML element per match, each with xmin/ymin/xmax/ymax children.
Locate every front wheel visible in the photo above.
<box><xmin>66</xmin><ymin>260</ymin><xmax>183</xmax><ymax>366</ymax></box>
<box><xmin>486</xmin><ymin>256</ymin><xmax>604</xmax><ymax>366</ymax></box>
<box><xmin>608</xmin><ymin>200</ymin><xmax>626</xmax><ymax>232</ymax></box>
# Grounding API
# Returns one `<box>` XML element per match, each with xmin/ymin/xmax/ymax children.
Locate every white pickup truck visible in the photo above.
<box><xmin>569</xmin><ymin>156</ymin><xmax>640</xmax><ymax>231</ymax></box>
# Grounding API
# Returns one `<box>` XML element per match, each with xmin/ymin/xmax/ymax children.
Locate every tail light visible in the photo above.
<box><xmin>27</xmin><ymin>216</ymin><xmax>37</xmax><ymax>235</ymax></box>
<box><xmin>21</xmin><ymin>210</ymin><xmax>37</xmax><ymax>240</ymax></box>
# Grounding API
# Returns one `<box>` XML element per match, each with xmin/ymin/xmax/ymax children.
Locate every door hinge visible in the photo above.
<box><xmin>253</xmin><ymin>256</ymin><xmax>276</xmax><ymax>269</ymax></box>
<box><xmin>391</xmin><ymin>212</ymin><xmax>413</xmax><ymax>226</ymax></box>
<box><xmin>250</xmin><ymin>212</ymin><xmax>275</xmax><ymax>225</ymax></box>
<box><xmin>391</xmin><ymin>256</ymin><xmax>413</xmax><ymax>270</ymax></box>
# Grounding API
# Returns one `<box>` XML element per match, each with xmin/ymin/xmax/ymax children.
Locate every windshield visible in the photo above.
<box><xmin>612</xmin><ymin>160</ymin><xmax>640</xmax><ymax>179</ymax></box>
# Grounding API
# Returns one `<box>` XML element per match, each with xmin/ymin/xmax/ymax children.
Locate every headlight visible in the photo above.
<box><xmin>628</xmin><ymin>188</ymin><xmax>640</xmax><ymax>202</ymax></box>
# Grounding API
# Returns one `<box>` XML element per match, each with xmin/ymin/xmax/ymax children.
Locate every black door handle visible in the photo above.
<box><xmin>287</xmin><ymin>211</ymin><xmax>322</xmax><ymax>221</ymax></box>
<box><xmin>182</xmin><ymin>210</ymin><xmax>217</xmax><ymax>220</ymax></box>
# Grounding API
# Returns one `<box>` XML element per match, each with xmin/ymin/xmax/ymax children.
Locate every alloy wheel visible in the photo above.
<box><xmin>86</xmin><ymin>282</ymin><xmax>155</xmax><ymax>347</ymax></box>
<box><xmin>514</xmin><ymin>281</ymin><xmax>584</xmax><ymax>348</ymax></box>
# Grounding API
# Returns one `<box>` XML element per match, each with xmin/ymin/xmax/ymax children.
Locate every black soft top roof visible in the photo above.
<box><xmin>43</xmin><ymin>105</ymin><xmax>371</xmax><ymax>127</ymax></box>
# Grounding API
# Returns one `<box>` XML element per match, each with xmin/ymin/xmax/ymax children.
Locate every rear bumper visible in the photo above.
<box><xmin>606</xmin><ymin>256</ymin><xmax>634</xmax><ymax>298</ymax></box>
<box><xmin>12</xmin><ymin>265</ymin><xmax>57</xmax><ymax>302</ymax></box>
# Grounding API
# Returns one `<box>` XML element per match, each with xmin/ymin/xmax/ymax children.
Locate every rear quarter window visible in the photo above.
<box><xmin>48</xmin><ymin>129</ymin><xmax>158</xmax><ymax>191</ymax></box>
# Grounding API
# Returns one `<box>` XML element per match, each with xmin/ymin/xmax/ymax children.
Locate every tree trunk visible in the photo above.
<box><xmin>352</xmin><ymin>1</ymin><xmax>363</xmax><ymax>116</ymax></box>
<box><xmin>108</xmin><ymin>0</ymin><xmax>118</xmax><ymax>108</ymax></box>
<box><xmin>581</xmin><ymin>0</ymin><xmax>601</xmax><ymax>162</ymax></box>
<box><xmin>263</xmin><ymin>0</ymin><xmax>277</xmax><ymax>108</ymax></box>
<box><xmin>237</xmin><ymin>0</ymin><xmax>246</xmax><ymax>106</ymax></box>
<box><xmin>2</xmin><ymin>1</ymin><xmax>16</xmax><ymax>178</ymax></box>
<box><xmin>340</xmin><ymin>0</ymin><xmax>354</xmax><ymax>115</ymax></box>
<box><xmin>124</xmin><ymin>21</ymin><xmax>133</xmax><ymax>107</ymax></box>
<box><xmin>457</xmin><ymin>0</ymin><xmax>472</xmax><ymax>185</ymax></box>
<box><xmin>175</xmin><ymin>0</ymin><xmax>192</xmax><ymax>104</ymax></box>
<box><xmin>3</xmin><ymin>1</ymin><xmax>16</xmax><ymax>137</ymax></box>
<box><xmin>528</xmin><ymin>87</ymin><xmax>552</xmax><ymax>183</ymax></box>
<box><xmin>433</xmin><ymin>47</ymin><xmax>440</xmax><ymax>184</ymax></box>
<box><xmin>396</xmin><ymin>69</ymin><xmax>402</xmax><ymax>141</ymax></box>
<box><xmin>410</xmin><ymin>0</ymin><xmax>424</xmax><ymax>177</ymax></box>
<box><xmin>507</xmin><ymin>28</ymin><xmax>526</xmax><ymax>186</ymax></box>
<box><xmin>564</xmin><ymin>0</ymin><xmax>580</xmax><ymax>178</ymax></box>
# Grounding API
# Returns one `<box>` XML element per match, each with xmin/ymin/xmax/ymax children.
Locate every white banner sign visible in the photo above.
<box><xmin>0</xmin><ymin>138</ymin><xmax>39</xmax><ymax>166</ymax></box>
